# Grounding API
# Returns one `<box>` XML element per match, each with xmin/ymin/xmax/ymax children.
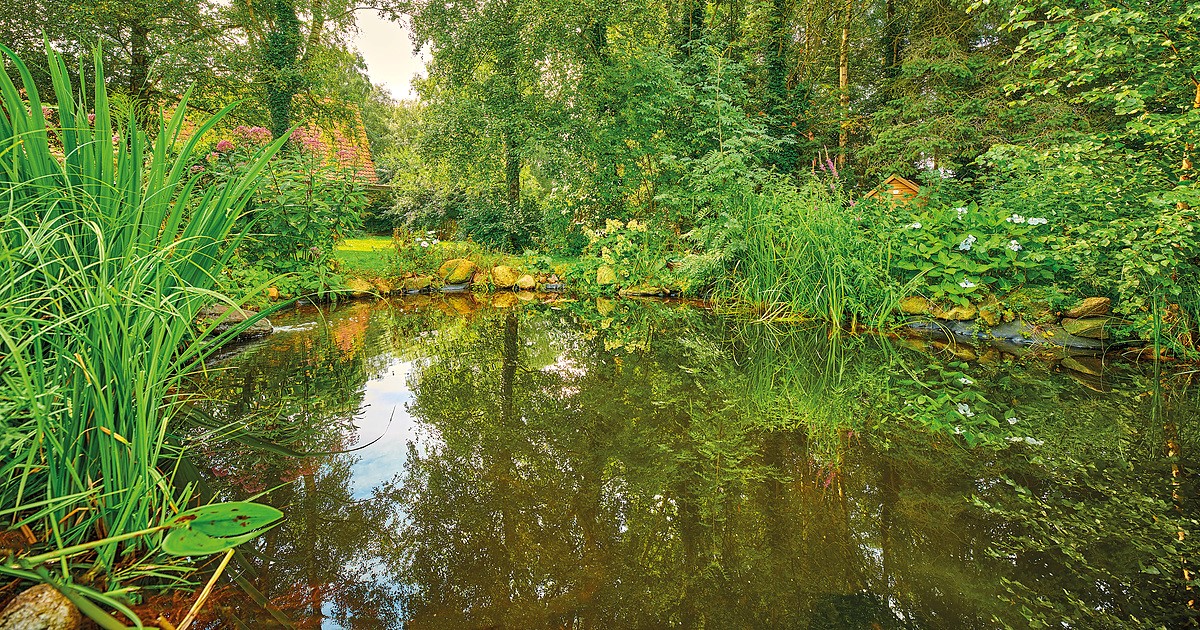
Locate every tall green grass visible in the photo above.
<box><xmin>728</xmin><ymin>178</ymin><xmax>902</xmax><ymax>327</ymax></box>
<box><xmin>0</xmin><ymin>44</ymin><xmax>285</xmax><ymax>615</ymax></box>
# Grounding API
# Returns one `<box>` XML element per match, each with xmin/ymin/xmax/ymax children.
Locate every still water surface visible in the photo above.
<box><xmin>190</xmin><ymin>295</ymin><xmax>1200</xmax><ymax>629</ymax></box>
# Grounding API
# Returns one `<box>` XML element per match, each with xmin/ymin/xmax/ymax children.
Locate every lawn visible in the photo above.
<box><xmin>335</xmin><ymin>236</ymin><xmax>394</xmax><ymax>275</ymax></box>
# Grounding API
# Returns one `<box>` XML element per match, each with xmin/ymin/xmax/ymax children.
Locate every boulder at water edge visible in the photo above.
<box><xmin>516</xmin><ymin>274</ymin><xmax>537</xmax><ymax>290</ymax></box>
<box><xmin>492</xmin><ymin>265</ymin><xmax>520</xmax><ymax>289</ymax></box>
<box><xmin>439</xmin><ymin>258</ymin><xmax>478</xmax><ymax>285</ymax></box>
<box><xmin>1062</xmin><ymin>317</ymin><xmax>1109</xmax><ymax>340</ymax></box>
<box><xmin>195</xmin><ymin>305</ymin><xmax>273</xmax><ymax>341</ymax></box>
<box><xmin>346</xmin><ymin>277</ymin><xmax>374</xmax><ymax>297</ymax></box>
<box><xmin>0</xmin><ymin>585</ymin><xmax>81</xmax><ymax>630</ymax></box>
<box><xmin>596</xmin><ymin>265</ymin><xmax>617</xmax><ymax>286</ymax></box>
<box><xmin>1064</xmin><ymin>297</ymin><xmax>1111</xmax><ymax>319</ymax></box>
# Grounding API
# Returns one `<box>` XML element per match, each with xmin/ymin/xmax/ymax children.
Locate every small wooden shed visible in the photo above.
<box><xmin>864</xmin><ymin>174</ymin><xmax>921</xmax><ymax>205</ymax></box>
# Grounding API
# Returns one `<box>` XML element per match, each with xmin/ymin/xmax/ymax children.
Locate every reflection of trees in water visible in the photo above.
<box><xmin>190</xmin><ymin>298</ymin><xmax>1200</xmax><ymax>629</ymax></box>
<box><xmin>385</xmin><ymin>303</ymin><xmax>1200</xmax><ymax>629</ymax></box>
<box><xmin>191</xmin><ymin>301</ymin><xmax>411</xmax><ymax>628</ymax></box>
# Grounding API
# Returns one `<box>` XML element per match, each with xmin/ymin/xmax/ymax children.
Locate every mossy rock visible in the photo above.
<box><xmin>372</xmin><ymin>278</ymin><xmax>394</xmax><ymax>294</ymax></box>
<box><xmin>978</xmin><ymin>304</ymin><xmax>1002</xmax><ymax>327</ymax></box>
<box><xmin>621</xmin><ymin>285</ymin><xmax>667</xmax><ymax>297</ymax></box>
<box><xmin>1062</xmin><ymin>317</ymin><xmax>1109</xmax><ymax>340</ymax></box>
<box><xmin>492</xmin><ymin>265</ymin><xmax>520</xmax><ymax>289</ymax></box>
<box><xmin>1064</xmin><ymin>297</ymin><xmax>1111</xmax><ymax>319</ymax></box>
<box><xmin>439</xmin><ymin>258</ymin><xmax>477</xmax><ymax>285</ymax></box>
<box><xmin>596</xmin><ymin>265</ymin><xmax>618</xmax><ymax>286</ymax></box>
<box><xmin>516</xmin><ymin>274</ymin><xmax>537</xmax><ymax>290</ymax></box>
<box><xmin>345</xmin><ymin>277</ymin><xmax>374</xmax><ymax>297</ymax></box>
<box><xmin>403</xmin><ymin>276</ymin><xmax>432</xmax><ymax>292</ymax></box>
<box><xmin>942</xmin><ymin>304</ymin><xmax>977</xmax><ymax>321</ymax></box>
<box><xmin>596</xmin><ymin>297</ymin><xmax>615</xmax><ymax>316</ymax></box>
<box><xmin>899</xmin><ymin>296</ymin><xmax>934</xmax><ymax>315</ymax></box>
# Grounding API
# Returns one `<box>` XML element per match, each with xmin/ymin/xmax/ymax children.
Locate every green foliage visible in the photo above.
<box><xmin>892</xmin><ymin>196</ymin><xmax>1059</xmax><ymax>305</ymax></box>
<box><xmin>0</xmin><ymin>45</ymin><xmax>285</xmax><ymax>620</ymax></box>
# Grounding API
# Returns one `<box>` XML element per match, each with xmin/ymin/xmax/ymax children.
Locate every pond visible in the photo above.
<box><xmin>187</xmin><ymin>296</ymin><xmax>1200</xmax><ymax>629</ymax></box>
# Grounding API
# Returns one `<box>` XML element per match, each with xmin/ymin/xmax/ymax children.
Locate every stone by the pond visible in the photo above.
<box><xmin>899</xmin><ymin>296</ymin><xmax>934</xmax><ymax>315</ymax></box>
<box><xmin>372</xmin><ymin>278</ymin><xmax>394</xmax><ymax>294</ymax></box>
<box><xmin>196</xmin><ymin>305</ymin><xmax>273</xmax><ymax>341</ymax></box>
<box><xmin>346</xmin><ymin>277</ymin><xmax>374</xmax><ymax>297</ymax></box>
<box><xmin>0</xmin><ymin>584</ymin><xmax>81</xmax><ymax>630</ymax></box>
<box><xmin>439</xmin><ymin>258</ymin><xmax>478</xmax><ymax>285</ymax></box>
<box><xmin>492</xmin><ymin>265</ymin><xmax>519</xmax><ymax>289</ymax></box>
<box><xmin>978</xmin><ymin>303</ymin><xmax>1002</xmax><ymax>327</ymax></box>
<box><xmin>621</xmin><ymin>285</ymin><xmax>668</xmax><ymax>297</ymax></box>
<box><xmin>1062</xmin><ymin>317</ymin><xmax>1109</xmax><ymax>340</ymax></box>
<box><xmin>1061</xmin><ymin>356</ymin><xmax>1105</xmax><ymax>377</ymax></box>
<box><xmin>942</xmin><ymin>304</ymin><xmax>977</xmax><ymax>321</ymax></box>
<box><xmin>1064</xmin><ymin>297</ymin><xmax>1111</xmax><ymax>319</ymax></box>
<box><xmin>403</xmin><ymin>276</ymin><xmax>432</xmax><ymax>293</ymax></box>
<box><xmin>542</xmin><ymin>283</ymin><xmax>565</xmax><ymax>292</ymax></box>
<box><xmin>596</xmin><ymin>265</ymin><xmax>618</xmax><ymax>286</ymax></box>
<box><xmin>516</xmin><ymin>274</ymin><xmax>537</xmax><ymax>290</ymax></box>
<box><xmin>596</xmin><ymin>297</ymin><xmax>615</xmax><ymax>316</ymax></box>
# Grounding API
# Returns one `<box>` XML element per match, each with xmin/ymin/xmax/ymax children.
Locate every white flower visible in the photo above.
<box><xmin>954</xmin><ymin>425</ymin><xmax>965</xmax><ymax>435</ymax></box>
<box><xmin>957</xmin><ymin>403</ymin><xmax>975</xmax><ymax>418</ymax></box>
<box><xmin>1008</xmin><ymin>240</ymin><xmax>1022</xmax><ymax>252</ymax></box>
<box><xmin>1006</xmin><ymin>436</ymin><xmax>1024</xmax><ymax>443</ymax></box>
<box><xmin>958</xmin><ymin>235</ymin><xmax>977</xmax><ymax>251</ymax></box>
<box><xmin>1006</xmin><ymin>214</ymin><xmax>1026</xmax><ymax>224</ymax></box>
<box><xmin>420</xmin><ymin>242</ymin><xmax>429</xmax><ymax>248</ymax></box>
<box><xmin>959</xmin><ymin>279</ymin><xmax>976</xmax><ymax>288</ymax></box>
<box><xmin>908</xmin><ymin>222</ymin><xmax>922</xmax><ymax>229</ymax></box>
<box><xmin>1027</xmin><ymin>217</ymin><xmax>1048</xmax><ymax>225</ymax></box>
<box><xmin>955</xmin><ymin>207</ymin><xmax>968</xmax><ymax>218</ymax></box>
<box><xmin>1023</xmin><ymin>436</ymin><xmax>1044</xmax><ymax>446</ymax></box>
<box><xmin>1007</xmin><ymin>416</ymin><xmax>1019</xmax><ymax>425</ymax></box>
<box><xmin>959</xmin><ymin>377</ymin><xmax>974</xmax><ymax>385</ymax></box>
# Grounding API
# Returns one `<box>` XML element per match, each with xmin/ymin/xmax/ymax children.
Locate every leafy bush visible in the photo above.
<box><xmin>891</xmin><ymin>195</ymin><xmax>1060</xmax><ymax>305</ymax></box>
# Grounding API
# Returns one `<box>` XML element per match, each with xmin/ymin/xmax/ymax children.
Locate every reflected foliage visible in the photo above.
<box><xmin>196</xmin><ymin>298</ymin><xmax>1200</xmax><ymax>629</ymax></box>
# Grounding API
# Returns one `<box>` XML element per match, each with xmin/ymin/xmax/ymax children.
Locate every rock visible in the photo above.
<box><xmin>403</xmin><ymin>276</ymin><xmax>432</xmax><ymax>293</ymax></box>
<box><xmin>542</xmin><ymin>283</ymin><xmax>565</xmax><ymax>292</ymax></box>
<box><xmin>492</xmin><ymin>265</ymin><xmax>520</xmax><ymax>289</ymax></box>
<box><xmin>195</xmin><ymin>305</ymin><xmax>273</xmax><ymax>341</ymax></box>
<box><xmin>439</xmin><ymin>258</ymin><xmax>478</xmax><ymax>285</ymax></box>
<box><xmin>1062</xmin><ymin>317</ymin><xmax>1109</xmax><ymax>340</ymax></box>
<box><xmin>267</xmin><ymin>286</ymin><xmax>280</xmax><ymax>300</ymax></box>
<box><xmin>1061</xmin><ymin>356</ymin><xmax>1105</xmax><ymax>377</ymax></box>
<box><xmin>978</xmin><ymin>304</ymin><xmax>1002</xmax><ymax>327</ymax></box>
<box><xmin>620</xmin><ymin>285</ymin><xmax>667</xmax><ymax>297</ymax></box>
<box><xmin>516</xmin><ymin>274</ymin><xmax>537</xmax><ymax>290</ymax></box>
<box><xmin>943</xmin><ymin>304</ymin><xmax>977</xmax><ymax>321</ymax></box>
<box><xmin>345</xmin><ymin>277</ymin><xmax>374</xmax><ymax>297</ymax></box>
<box><xmin>440</xmin><ymin>282</ymin><xmax>471</xmax><ymax>293</ymax></box>
<box><xmin>1064</xmin><ymin>297</ymin><xmax>1111</xmax><ymax>319</ymax></box>
<box><xmin>492</xmin><ymin>292</ymin><xmax>519</xmax><ymax>308</ymax></box>
<box><xmin>899</xmin><ymin>296</ymin><xmax>934</xmax><ymax>315</ymax></box>
<box><xmin>596</xmin><ymin>298</ymin><xmax>615</xmax><ymax>316</ymax></box>
<box><xmin>596</xmin><ymin>265</ymin><xmax>617</xmax><ymax>286</ymax></box>
<box><xmin>0</xmin><ymin>584</ymin><xmax>82</xmax><ymax>630</ymax></box>
<box><xmin>372</xmin><ymin>278</ymin><xmax>393</xmax><ymax>294</ymax></box>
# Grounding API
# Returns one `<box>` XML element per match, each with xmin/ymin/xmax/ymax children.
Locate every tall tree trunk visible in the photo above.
<box><xmin>504</xmin><ymin>132</ymin><xmax>521</xmax><ymax>213</ymax></box>
<box><xmin>129</xmin><ymin>22</ymin><xmax>150</xmax><ymax>101</ymax></box>
<box><xmin>837</xmin><ymin>0</ymin><xmax>851</xmax><ymax>171</ymax></box>
<box><xmin>883</xmin><ymin>0</ymin><xmax>902</xmax><ymax>82</ymax></box>
<box><xmin>264</xmin><ymin>0</ymin><xmax>303</xmax><ymax>140</ymax></box>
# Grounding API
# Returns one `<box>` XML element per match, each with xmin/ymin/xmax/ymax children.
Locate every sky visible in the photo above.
<box><xmin>353</xmin><ymin>10</ymin><xmax>428</xmax><ymax>100</ymax></box>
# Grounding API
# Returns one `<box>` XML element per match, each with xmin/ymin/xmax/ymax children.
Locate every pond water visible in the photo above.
<box><xmin>188</xmin><ymin>296</ymin><xmax>1200</xmax><ymax>629</ymax></box>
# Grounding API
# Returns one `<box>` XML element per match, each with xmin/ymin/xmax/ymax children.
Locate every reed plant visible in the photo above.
<box><xmin>730</xmin><ymin>177</ymin><xmax>902</xmax><ymax>328</ymax></box>
<box><xmin>0</xmin><ymin>44</ymin><xmax>286</xmax><ymax>618</ymax></box>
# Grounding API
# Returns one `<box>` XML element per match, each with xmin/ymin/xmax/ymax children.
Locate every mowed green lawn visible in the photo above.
<box><xmin>335</xmin><ymin>236</ymin><xmax>393</xmax><ymax>275</ymax></box>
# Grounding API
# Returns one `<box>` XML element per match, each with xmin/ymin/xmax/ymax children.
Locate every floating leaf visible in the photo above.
<box><xmin>162</xmin><ymin>502</ymin><xmax>283</xmax><ymax>556</ymax></box>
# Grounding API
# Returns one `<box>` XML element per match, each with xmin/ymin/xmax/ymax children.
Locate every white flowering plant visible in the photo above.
<box><xmin>893</xmin><ymin>200</ymin><xmax>1059</xmax><ymax>305</ymax></box>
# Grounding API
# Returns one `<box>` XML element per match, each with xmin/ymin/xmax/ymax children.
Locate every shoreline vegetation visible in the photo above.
<box><xmin>2</xmin><ymin>0</ymin><xmax>1199</xmax><ymax>621</ymax></box>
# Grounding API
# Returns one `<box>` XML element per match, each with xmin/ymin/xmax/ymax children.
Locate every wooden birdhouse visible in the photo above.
<box><xmin>864</xmin><ymin>174</ymin><xmax>921</xmax><ymax>205</ymax></box>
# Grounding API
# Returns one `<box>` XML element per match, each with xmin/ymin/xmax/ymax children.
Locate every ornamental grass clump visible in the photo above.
<box><xmin>0</xmin><ymin>45</ymin><xmax>286</xmax><ymax>618</ymax></box>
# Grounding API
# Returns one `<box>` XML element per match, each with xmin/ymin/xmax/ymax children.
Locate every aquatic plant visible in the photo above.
<box><xmin>0</xmin><ymin>44</ymin><xmax>286</xmax><ymax>622</ymax></box>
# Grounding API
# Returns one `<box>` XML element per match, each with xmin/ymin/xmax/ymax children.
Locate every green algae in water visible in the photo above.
<box><xmin>187</xmin><ymin>296</ymin><xmax>1200</xmax><ymax>629</ymax></box>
